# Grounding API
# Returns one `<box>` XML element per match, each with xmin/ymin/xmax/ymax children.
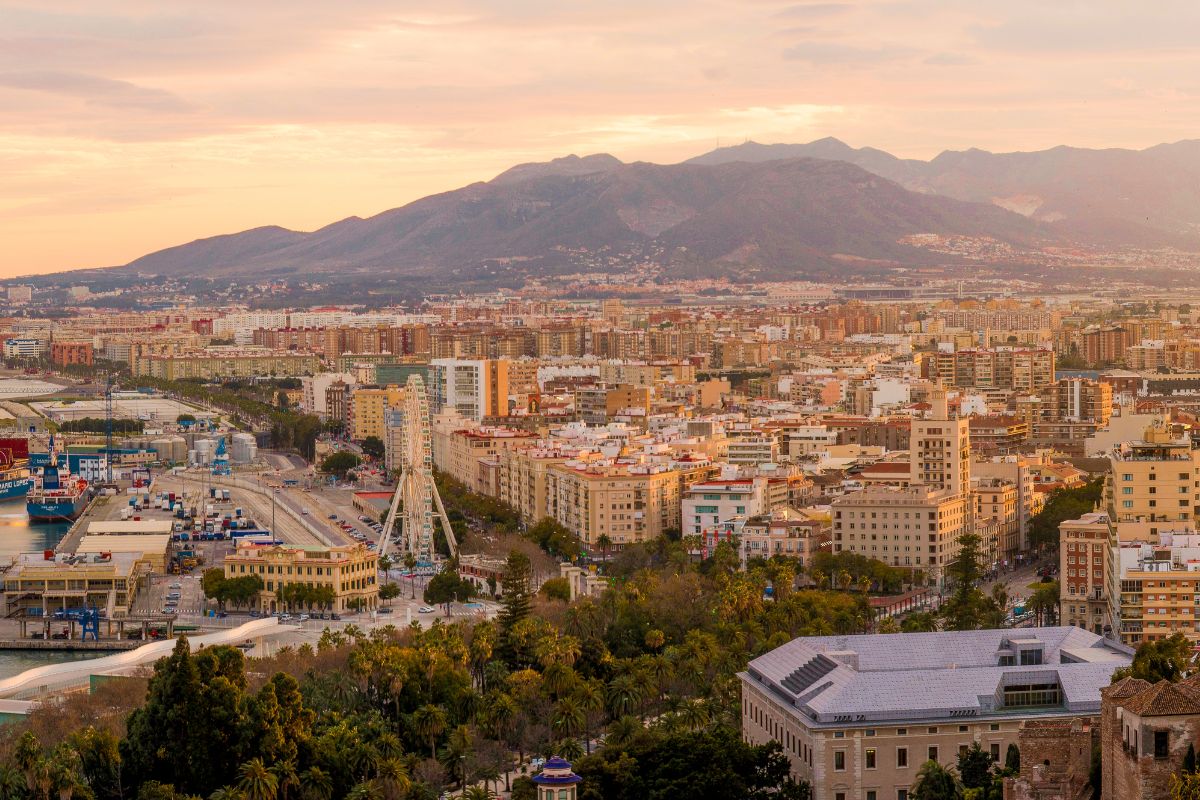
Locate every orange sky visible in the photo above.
<box><xmin>3</xmin><ymin>1</ymin><xmax>1199</xmax><ymax>278</ymax></box>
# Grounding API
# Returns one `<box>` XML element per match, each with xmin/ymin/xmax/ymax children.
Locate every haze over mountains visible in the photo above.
<box><xmin>122</xmin><ymin>138</ymin><xmax>1200</xmax><ymax>282</ymax></box>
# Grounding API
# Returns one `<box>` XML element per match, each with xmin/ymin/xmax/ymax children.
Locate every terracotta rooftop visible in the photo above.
<box><xmin>1121</xmin><ymin>680</ymin><xmax>1200</xmax><ymax>717</ymax></box>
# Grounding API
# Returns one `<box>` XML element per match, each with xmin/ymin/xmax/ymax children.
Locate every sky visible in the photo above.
<box><xmin>3</xmin><ymin>0</ymin><xmax>1200</xmax><ymax>278</ymax></box>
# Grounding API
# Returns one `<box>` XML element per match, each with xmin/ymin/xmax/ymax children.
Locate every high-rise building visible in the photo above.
<box><xmin>910</xmin><ymin>388</ymin><xmax>971</xmax><ymax>496</ymax></box>
<box><xmin>430</xmin><ymin>358</ymin><xmax>510</xmax><ymax>421</ymax></box>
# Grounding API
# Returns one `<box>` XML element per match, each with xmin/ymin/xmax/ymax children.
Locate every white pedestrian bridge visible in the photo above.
<box><xmin>0</xmin><ymin>618</ymin><xmax>291</xmax><ymax>713</ymax></box>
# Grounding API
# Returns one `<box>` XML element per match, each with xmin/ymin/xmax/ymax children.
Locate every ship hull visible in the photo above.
<box><xmin>0</xmin><ymin>476</ymin><xmax>31</xmax><ymax>502</ymax></box>
<box><xmin>26</xmin><ymin>496</ymin><xmax>87</xmax><ymax>522</ymax></box>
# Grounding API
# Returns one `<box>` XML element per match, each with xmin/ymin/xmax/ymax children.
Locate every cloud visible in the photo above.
<box><xmin>782</xmin><ymin>41</ymin><xmax>916</xmax><ymax>64</ymax></box>
<box><xmin>0</xmin><ymin>70</ymin><xmax>191</xmax><ymax>111</ymax></box>
<box><xmin>923</xmin><ymin>53</ymin><xmax>979</xmax><ymax>66</ymax></box>
<box><xmin>774</xmin><ymin>3</ymin><xmax>853</xmax><ymax>19</ymax></box>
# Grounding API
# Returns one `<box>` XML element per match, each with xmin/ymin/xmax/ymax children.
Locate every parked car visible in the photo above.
<box><xmin>330</xmin><ymin>613</ymin><xmax>341</xmax><ymax>621</ymax></box>
<box><xmin>418</xmin><ymin>606</ymin><xmax>435</xmax><ymax>614</ymax></box>
<box><xmin>377</xmin><ymin>607</ymin><xmax>392</xmax><ymax>614</ymax></box>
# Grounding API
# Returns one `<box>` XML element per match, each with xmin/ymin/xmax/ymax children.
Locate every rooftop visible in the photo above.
<box><xmin>743</xmin><ymin>627</ymin><xmax>1132</xmax><ymax>727</ymax></box>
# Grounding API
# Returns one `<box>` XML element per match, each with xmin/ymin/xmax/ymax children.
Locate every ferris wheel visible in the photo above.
<box><xmin>379</xmin><ymin>375</ymin><xmax>456</xmax><ymax>566</ymax></box>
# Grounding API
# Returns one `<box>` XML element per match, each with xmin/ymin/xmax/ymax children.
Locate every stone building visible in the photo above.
<box><xmin>1100</xmin><ymin>675</ymin><xmax>1200</xmax><ymax>800</ymax></box>
<box><xmin>1003</xmin><ymin>718</ymin><xmax>1094</xmax><ymax>800</ymax></box>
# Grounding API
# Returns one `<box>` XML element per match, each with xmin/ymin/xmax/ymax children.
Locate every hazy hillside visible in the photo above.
<box><xmin>123</xmin><ymin>156</ymin><xmax>1051</xmax><ymax>280</ymax></box>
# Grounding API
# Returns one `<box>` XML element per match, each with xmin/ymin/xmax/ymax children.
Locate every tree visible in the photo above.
<box><xmin>237</xmin><ymin>758</ymin><xmax>279</xmax><ymax>800</ymax></box>
<box><xmin>540</xmin><ymin>578</ymin><xmax>570</xmax><ymax>602</ymax></box>
<box><xmin>1029</xmin><ymin>581</ymin><xmax>1060</xmax><ymax>626</ymax></box>
<box><xmin>379</xmin><ymin>583</ymin><xmax>401</xmax><ymax>601</ymax></box>
<box><xmin>939</xmin><ymin>533</ymin><xmax>1003</xmax><ymax>631</ymax></box>
<box><xmin>424</xmin><ymin>568</ymin><xmax>475</xmax><ymax>605</ymax></box>
<box><xmin>1114</xmin><ymin>633</ymin><xmax>1195</xmax><ymax>683</ymax></box>
<box><xmin>361</xmin><ymin>437</ymin><xmax>385</xmax><ymax>461</ymax></box>
<box><xmin>1027</xmin><ymin>479</ymin><xmax>1103</xmax><ymax>551</ymax></box>
<box><xmin>499</xmin><ymin>551</ymin><xmax>534</xmax><ymax>662</ymax></box>
<box><xmin>320</xmin><ymin>451</ymin><xmax>361</xmax><ymax>479</ymax></box>
<box><xmin>956</xmin><ymin>742</ymin><xmax>993</xmax><ymax>791</ymax></box>
<box><xmin>1004</xmin><ymin>743</ymin><xmax>1020</xmax><ymax>774</ymax></box>
<box><xmin>412</xmin><ymin>705</ymin><xmax>449</xmax><ymax>759</ymax></box>
<box><xmin>909</xmin><ymin>760</ymin><xmax>963</xmax><ymax>800</ymax></box>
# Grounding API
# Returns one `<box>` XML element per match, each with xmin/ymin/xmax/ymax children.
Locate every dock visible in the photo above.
<box><xmin>0</xmin><ymin>639</ymin><xmax>140</xmax><ymax>652</ymax></box>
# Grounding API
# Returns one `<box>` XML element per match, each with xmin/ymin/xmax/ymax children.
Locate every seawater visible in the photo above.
<box><xmin>0</xmin><ymin>499</ymin><xmax>92</xmax><ymax>679</ymax></box>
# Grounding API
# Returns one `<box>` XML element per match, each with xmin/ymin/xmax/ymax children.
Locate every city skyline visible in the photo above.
<box><xmin>5</xmin><ymin>1</ymin><xmax>1200</xmax><ymax>276</ymax></box>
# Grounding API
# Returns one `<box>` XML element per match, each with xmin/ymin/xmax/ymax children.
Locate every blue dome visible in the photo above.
<box><xmin>532</xmin><ymin>756</ymin><xmax>583</xmax><ymax>786</ymax></box>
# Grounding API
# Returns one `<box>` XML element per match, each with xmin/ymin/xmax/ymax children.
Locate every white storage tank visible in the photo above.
<box><xmin>230</xmin><ymin>432</ymin><xmax>257</xmax><ymax>464</ymax></box>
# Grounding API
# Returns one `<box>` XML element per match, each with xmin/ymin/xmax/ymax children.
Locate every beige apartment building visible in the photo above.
<box><xmin>431</xmin><ymin>420</ymin><xmax>536</xmax><ymax>496</ymax></box>
<box><xmin>348</xmin><ymin>385</ymin><xmax>406</xmax><ymax>441</ymax></box>
<box><xmin>831</xmin><ymin>484</ymin><xmax>970</xmax><ymax>584</ymax></box>
<box><xmin>224</xmin><ymin>541</ymin><xmax>379</xmax><ymax>613</ymax></box>
<box><xmin>545</xmin><ymin>461</ymin><xmax>717</xmax><ymax>549</ymax></box>
<box><xmin>1111</xmin><ymin>534</ymin><xmax>1200</xmax><ymax>646</ymax></box>
<box><xmin>135</xmin><ymin>347</ymin><xmax>321</xmax><ymax>380</ymax></box>
<box><xmin>1106</xmin><ymin>418</ymin><xmax>1200</xmax><ymax>527</ymax></box>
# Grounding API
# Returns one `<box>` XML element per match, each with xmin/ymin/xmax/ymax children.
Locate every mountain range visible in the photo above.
<box><xmin>121</xmin><ymin>138</ymin><xmax>1200</xmax><ymax>282</ymax></box>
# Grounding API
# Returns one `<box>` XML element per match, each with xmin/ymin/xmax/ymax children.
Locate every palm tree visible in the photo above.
<box><xmin>596</xmin><ymin>533</ymin><xmax>612</xmax><ymax>560</ymax></box>
<box><xmin>572</xmin><ymin>680</ymin><xmax>604</xmax><ymax>754</ymax></box>
<box><xmin>910</xmin><ymin>759</ymin><xmax>963</xmax><ymax>800</ymax></box>
<box><xmin>837</xmin><ymin>569</ymin><xmax>853</xmax><ymax>592</ymax></box>
<box><xmin>299</xmin><ymin>767</ymin><xmax>333</xmax><ymax>800</ymax></box>
<box><xmin>412</xmin><ymin>704</ymin><xmax>449</xmax><ymax>759</ymax></box>
<box><xmin>552</xmin><ymin>698</ymin><xmax>586</xmax><ymax>743</ymax></box>
<box><xmin>857</xmin><ymin>576</ymin><xmax>872</xmax><ymax>594</ymax></box>
<box><xmin>606</xmin><ymin>674</ymin><xmax>644</xmax><ymax>719</ymax></box>
<box><xmin>373</xmin><ymin>759</ymin><xmax>410</xmax><ymax>800</ymax></box>
<box><xmin>461</xmin><ymin>788</ymin><xmax>495</xmax><ymax>800</ymax></box>
<box><xmin>270</xmin><ymin>761</ymin><xmax>300</xmax><ymax>800</ymax></box>
<box><xmin>541</xmin><ymin>662</ymin><xmax>578</xmax><ymax>698</ymax></box>
<box><xmin>237</xmin><ymin>758</ymin><xmax>279</xmax><ymax>800</ymax></box>
<box><xmin>439</xmin><ymin>725</ymin><xmax>476</xmax><ymax>789</ymax></box>
<box><xmin>404</xmin><ymin>553</ymin><xmax>417</xmax><ymax>598</ymax></box>
<box><xmin>345</xmin><ymin>783</ymin><xmax>382</xmax><ymax>800</ymax></box>
<box><xmin>556</xmin><ymin>738</ymin><xmax>585</xmax><ymax>762</ymax></box>
<box><xmin>605</xmin><ymin>716</ymin><xmax>642</xmax><ymax>746</ymax></box>
<box><xmin>644</xmin><ymin>629</ymin><xmax>665</xmax><ymax>651</ymax></box>
<box><xmin>810</xmin><ymin>568</ymin><xmax>828</xmax><ymax>589</ymax></box>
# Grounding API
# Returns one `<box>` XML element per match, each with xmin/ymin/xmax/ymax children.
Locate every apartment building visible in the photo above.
<box><xmin>545</xmin><ymin>460</ymin><xmax>716</xmax><ymax>549</ymax></box>
<box><xmin>683</xmin><ymin>478</ymin><xmax>771</xmax><ymax>537</ymax></box>
<box><xmin>831</xmin><ymin>484</ymin><xmax>969</xmax><ymax>583</ymax></box>
<box><xmin>134</xmin><ymin>347</ymin><xmax>321</xmax><ymax>379</ymax></box>
<box><xmin>1060</xmin><ymin>511</ymin><xmax>1112</xmax><ymax>635</ymax></box>
<box><xmin>347</xmin><ymin>385</ymin><xmax>405</xmax><ymax>441</ymax></box>
<box><xmin>973</xmin><ymin>477</ymin><xmax>1020</xmax><ymax>563</ymax></box>
<box><xmin>224</xmin><ymin>541</ymin><xmax>379</xmax><ymax>613</ymax></box>
<box><xmin>741</xmin><ymin>628</ymin><xmax>1131</xmax><ymax>800</ymax></box>
<box><xmin>911</xmin><ymin>388</ymin><xmax>971</xmax><ymax>496</ymax></box>
<box><xmin>50</xmin><ymin>340</ymin><xmax>94</xmax><ymax>367</ymax></box>
<box><xmin>300</xmin><ymin>372</ymin><xmax>357</xmax><ymax>417</ymax></box>
<box><xmin>431</xmin><ymin>358</ymin><xmax>511</xmax><ymax>421</ymax></box>
<box><xmin>1110</xmin><ymin>533</ymin><xmax>1200</xmax><ymax>646</ymax></box>
<box><xmin>431</xmin><ymin>420</ymin><xmax>536</xmax><ymax>496</ymax></box>
<box><xmin>1106</xmin><ymin>419</ymin><xmax>1200</xmax><ymax>527</ymax></box>
<box><xmin>922</xmin><ymin>348</ymin><xmax>1056</xmax><ymax>391</ymax></box>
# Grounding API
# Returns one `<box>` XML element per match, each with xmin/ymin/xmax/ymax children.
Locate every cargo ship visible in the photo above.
<box><xmin>27</xmin><ymin>438</ymin><xmax>89</xmax><ymax>522</ymax></box>
<box><xmin>0</xmin><ymin>437</ymin><xmax>32</xmax><ymax>502</ymax></box>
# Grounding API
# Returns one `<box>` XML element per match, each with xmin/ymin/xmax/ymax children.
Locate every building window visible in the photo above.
<box><xmin>898</xmin><ymin>791</ymin><xmax>908</xmax><ymax>800</ymax></box>
<box><xmin>1155</xmin><ymin>730</ymin><xmax>1170</xmax><ymax>759</ymax></box>
<box><xmin>866</xmin><ymin>749</ymin><xmax>876</xmax><ymax>769</ymax></box>
<box><xmin>991</xmin><ymin>743</ymin><xmax>1001</xmax><ymax>761</ymax></box>
<box><xmin>929</xmin><ymin>746</ymin><xmax>938</xmax><ymax>762</ymax></box>
<box><xmin>834</xmin><ymin>751</ymin><xmax>846</xmax><ymax>771</ymax></box>
<box><xmin>867</xmin><ymin>793</ymin><xmax>876</xmax><ymax>800</ymax></box>
<box><xmin>897</xmin><ymin>747</ymin><xmax>908</xmax><ymax>768</ymax></box>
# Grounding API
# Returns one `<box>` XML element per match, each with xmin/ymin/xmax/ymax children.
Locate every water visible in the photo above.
<box><xmin>0</xmin><ymin>500</ymin><xmax>83</xmax><ymax>679</ymax></box>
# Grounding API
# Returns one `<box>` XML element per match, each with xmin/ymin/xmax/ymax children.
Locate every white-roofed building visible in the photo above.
<box><xmin>740</xmin><ymin>626</ymin><xmax>1132</xmax><ymax>800</ymax></box>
